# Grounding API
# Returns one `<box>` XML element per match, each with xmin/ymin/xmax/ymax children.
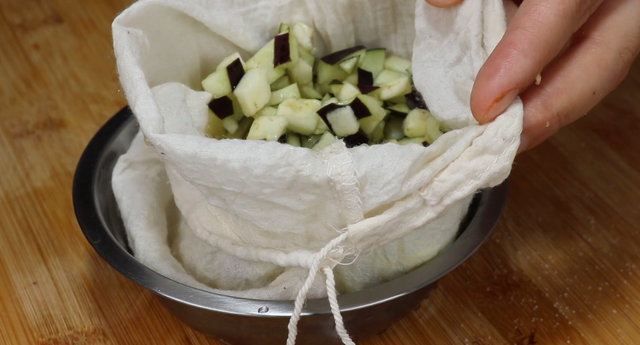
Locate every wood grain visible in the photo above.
<box><xmin>1</xmin><ymin>1</ymin><xmax>639</xmax><ymax>344</ymax></box>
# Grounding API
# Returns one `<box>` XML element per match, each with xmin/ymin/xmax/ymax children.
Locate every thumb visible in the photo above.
<box><xmin>424</xmin><ymin>0</ymin><xmax>464</xmax><ymax>8</ymax></box>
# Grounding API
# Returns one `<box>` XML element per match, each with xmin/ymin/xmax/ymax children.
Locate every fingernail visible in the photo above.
<box><xmin>426</xmin><ymin>0</ymin><xmax>462</xmax><ymax>7</ymax></box>
<box><xmin>482</xmin><ymin>88</ymin><xmax>520</xmax><ymax>124</ymax></box>
<box><xmin>517</xmin><ymin>134</ymin><xmax>529</xmax><ymax>154</ymax></box>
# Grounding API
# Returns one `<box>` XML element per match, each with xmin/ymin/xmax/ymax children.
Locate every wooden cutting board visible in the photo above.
<box><xmin>1</xmin><ymin>0</ymin><xmax>639</xmax><ymax>344</ymax></box>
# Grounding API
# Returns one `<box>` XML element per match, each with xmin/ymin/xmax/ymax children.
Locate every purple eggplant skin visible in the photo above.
<box><xmin>316</xmin><ymin>103</ymin><xmax>344</xmax><ymax>132</ymax></box>
<box><xmin>388</xmin><ymin>110</ymin><xmax>407</xmax><ymax>119</ymax></box>
<box><xmin>274</xmin><ymin>33</ymin><xmax>291</xmax><ymax>67</ymax></box>
<box><xmin>357</xmin><ymin>85</ymin><xmax>379</xmax><ymax>94</ymax></box>
<box><xmin>317</xmin><ymin>103</ymin><xmax>343</xmax><ymax>118</ymax></box>
<box><xmin>208</xmin><ymin>96</ymin><xmax>234</xmax><ymax>119</ymax></box>
<box><xmin>405</xmin><ymin>89</ymin><xmax>428</xmax><ymax>110</ymax></box>
<box><xmin>226</xmin><ymin>58</ymin><xmax>245</xmax><ymax>90</ymax></box>
<box><xmin>348</xmin><ymin>97</ymin><xmax>371</xmax><ymax>119</ymax></box>
<box><xmin>343</xmin><ymin>131</ymin><xmax>369</xmax><ymax>148</ymax></box>
<box><xmin>357</xmin><ymin>68</ymin><xmax>374</xmax><ymax>86</ymax></box>
<box><xmin>320</xmin><ymin>45</ymin><xmax>366</xmax><ymax>65</ymax></box>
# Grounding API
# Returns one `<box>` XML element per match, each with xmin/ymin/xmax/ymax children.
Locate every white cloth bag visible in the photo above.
<box><xmin>111</xmin><ymin>0</ymin><xmax>522</xmax><ymax>343</ymax></box>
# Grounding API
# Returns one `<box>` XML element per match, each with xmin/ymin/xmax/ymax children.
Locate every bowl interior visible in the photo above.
<box><xmin>73</xmin><ymin>106</ymin><xmax>508</xmax><ymax>317</ymax></box>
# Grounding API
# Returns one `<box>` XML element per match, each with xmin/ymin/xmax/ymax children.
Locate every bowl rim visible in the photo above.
<box><xmin>73</xmin><ymin>106</ymin><xmax>508</xmax><ymax>318</ymax></box>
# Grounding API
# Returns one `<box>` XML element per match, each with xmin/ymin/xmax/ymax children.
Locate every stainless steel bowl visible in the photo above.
<box><xmin>73</xmin><ymin>107</ymin><xmax>508</xmax><ymax>345</ymax></box>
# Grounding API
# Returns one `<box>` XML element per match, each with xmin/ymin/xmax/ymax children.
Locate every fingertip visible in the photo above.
<box><xmin>471</xmin><ymin>87</ymin><xmax>520</xmax><ymax>125</ymax></box>
<box><xmin>516</xmin><ymin>134</ymin><xmax>529</xmax><ymax>154</ymax></box>
<box><xmin>424</xmin><ymin>0</ymin><xmax>464</xmax><ymax>8</ymax></box>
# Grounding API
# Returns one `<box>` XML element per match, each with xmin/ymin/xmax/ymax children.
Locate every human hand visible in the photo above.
<box><xmin>424</xmin><ymin>0</ymin><xmax>640</xmax><ymax>153</ymax></box>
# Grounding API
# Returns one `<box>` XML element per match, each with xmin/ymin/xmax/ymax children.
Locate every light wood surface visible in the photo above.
<box><xmin>1</xmin><ymin>1</ymin><xmax>640</xmax><ymax>344</ymax></box>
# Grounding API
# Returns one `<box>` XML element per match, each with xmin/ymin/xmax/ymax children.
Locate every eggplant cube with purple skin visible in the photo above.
<box><xmin>233</xmin><ymin>67</ymin><xmax>271</xmax><ymax>117</ymax></box>
<box><xmin>200</xmin><ymin>22</ymin><xmax>447</xmax><ymax>148</ymax></box>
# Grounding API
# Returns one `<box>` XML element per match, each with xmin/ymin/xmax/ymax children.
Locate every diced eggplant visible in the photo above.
<box><xmin>325</xmin><ymin>106</ymin><xmax>359</xmax><ymax>137</ymax></box>
<box><xmin>357</xmin><ymin>85</ymin><xmax>379</xmax><ymax>94</ymax></box>
<box><xmin>300</xmin><ymin>84</ymin><xmax>323</xmax><ymax>99</ymax></box>
<box><xmin>337</xmin><ymin>82</ymin><xmax>360</xmax><ymax>102</ymax></box>
<box><xmin>329</xmin><ymin>82</ymin><xmax>343</xmax><ymax>96</ymax></box>
<box><xmin>348</xmin><ymin>97</ymin><xmax>371</xmax><ymax>119</ymax></box>
<box><xmin>227</xmin><ymin>94</ymin><xmax>245</xmax><ymax>121</ymax></box>
<box><xmin>370</xmin><ymin>120</ymin><xmax>385</xmax><ymax>144</ymax></box>
<box><xmin>375</xmin><ymin>76</ymin><xmax>412</xmax><ymax>100</ymax></box>
<box><xmin>350</xmin><ymin>94</ymin><xmax>384</xmax><ymax>122</ymax></box>
<box><xmin>338</xmin><ymin>56</ymin><xmax>359</xmax><ymax>74</ymax></box>
<box><xmin>373</xmin><ymin>70</ymin><xmax>408</xmax><ymax>86</ymax></box>
<box><xmin>357</xmin><ymin>68</ymin><xmax>374</xmax><ymax>86</ymax></box>
<box><xmin>344</xmin><ymin>49</ymin><xmax>367</xmax><ymax>66</ymax></box>
<box><xmin>226</xmin><ymin>58</ymin><xmax>245</xmax><ymax>90</ymax></box>
<box><xmin>399</xmin><ymin>137</ymin><xmax>428</xmax><ymax>146</ymax></box>
<box><xmin>246</xmin><ymin>39</ymin><xmax>274</xmax><ymax>69</ymax></box>
<box><xmin>321</xmin><ymin>96</ymin><xmax>339</xmax><ymax>107</ymax></box>
<box><xmin>276</xmin><ymin>98</ymin><xmax>321</xmax><ymax>135</ymax></box>
<box><xmin>245</xmin><ymin>39</ymin><xmax>289</xmax><ymax>83</ymax></box>
<box><xmin>274</xmin><ymin>32</ymin><xmax>292</xmax><ymax>67</ymax></box>
<box><xmin>315</xmin><ymin>83</ymin><xmax>331</xmax><ymax>96</ymax></box>
<box><xmin>320</xmin><ymin>93</ymin><xmax>332</xmax><ymax>104</ymax></box>
<box><xmin>233</xmin><ymin>67</ymin><xmax>271</xmax><ymax>116</ymax></box>
<box><xmin>314</xmin><ymin>114</ymin><xmax>330</xmax><ymax>134</ymax></box>
<box><xmin>216</xmin><ymin>52</ymin><xmax>246</xmax><ymax>71</ymax></box>
<box><xmin>425</xmin><ymin>116</ymin><xmax>443</xmax><ymax>144</ymax></box>
<box><xmin>225</xmin><ymin>116</ymin><xmax>254</xmax><ymax>139</ymax></box>
<box><xmin>202</xmin><ymin>23</ymin><xmax>434</xmax><ymax>148</ymax></box>
<box><xmin>384</xmin><ymin>116</ymin><xmax>405</xmax><ymax>140</ymax></box>
<box><xmin>387</xmin><ymin>110</ymin><xmax>407</xmax><ymax>119</ymax></box>
<box><xmin>342</xmin><ymin>131</ymin><xmax>369</xmax><ymax>148</ymax></box>
<box><xmin>312</xmin><ymin>131</ymin><xmax>336</xmax><ymax>150</ymax></box>
<box><xmin>269</xmin><ymin>83</ymin><xmax>301</xmax><ymax>106</ymax></box>
<box><xmin>202</xmin><ymin>69</ymin><xmax>232</xmax><ymax>98</ymax></box>
<box><xmin>302</xmin><ymin>134</ymin><xmax>322</xmax><ymax>148</ymax></box>
<box><xmin>278</xmin><ymin>23</ymin><xmax>290</xmax><ymax>34</ymax></box>
<box><xmin>268</xmin><ymin>67</ymin><xmax>288</xmax><ymax>84</ymax></box>
<box><xmin>358</xmin><ymin>116</ymin><xmax>384</xmax><ymax>137</ymax></box>
<box><xmin>384</xmin><ymin>56</ymin><xmax>412</xmax><ymax>74</ymax></box>
<box><xmin>344</xmin><ymin>72</ymin><xmax>358</xmax><ymax>85</ymax></box>
<box><xmin>356</xmin><ymin>95</ymin><xmax>386</xmax><ymax>136</ymax></box>
<box><xmin>298</xmin><ymin>48</ymin><xmax>316</xmax><ymax>67</ymax></box>
<box><xmin>286</xmin><ymin>132</ymin><xmax>301</xmax><ymax>146</ymax></box>
<box><xmin>270</xmin><ymin>75</ymin><xmax>291</xmax><ymax>91</ymax></box>
<box><xmin>359</xmin><ymin>49</ymin><xmax>386</xmax><ymax>78</ymax></box>
<box><xmin>405</xmin><ymin>89</ymin><xmax>428</xmax><ymax>110</ymax></box>
<box><xmin>317</xmin><ymin>102</ymin><xmax>342</xmax><ymax>125</ymax></box>
<box><xmin>386</xmin><ymin>94</ymin><xmax>408</xmax><ymax>104</ymax></box>
<box><xmin>317</xmin><ymin>60</ymin><xmax>349</xmax><ymax>85</ymax></box>
<box><xmin>208</xmin><ymin>96</ymin><xmax>234</xmax><ymax>119</ymax></box>
<box><xmin>387</xmin><ymin>103</ymin><xmax>410</xmax><ymax>114</ymax></box>
<box><xmin>247</xmin><ymin>115</ymin><xmax>288</xmax><ymax>141</ymax></box>
<box><xmin>288</xmin><ymin>58</ymin><xmax>313</xmax><ymax>85</ymax></box>
<box><xmin>320</xmin><ymin>45</ymin><xmax>366</xmax><ymax>65</ymax></box>
<box><xmin>255</xmin><ymin>106</ymin><xmax>278</xmax><ymax>118</ymax></box>
<box><xmin>206</xmin><ymin>109</ymin><xmax>226</xmax><ymax>139</ymax></box>
<box><xmin>292</xmin><ymin>22</ymin><xmax>314</xmax><ymax>52</ymax></box>
<box><xmin>222</xmin><ymin>116</ymin><xmax>239</xmax><ymax>134</ymax></box>
<box><xmin>403</xmin><ymin>108</ymin><xmax>431</xmax><ymax>138</ymax></box>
